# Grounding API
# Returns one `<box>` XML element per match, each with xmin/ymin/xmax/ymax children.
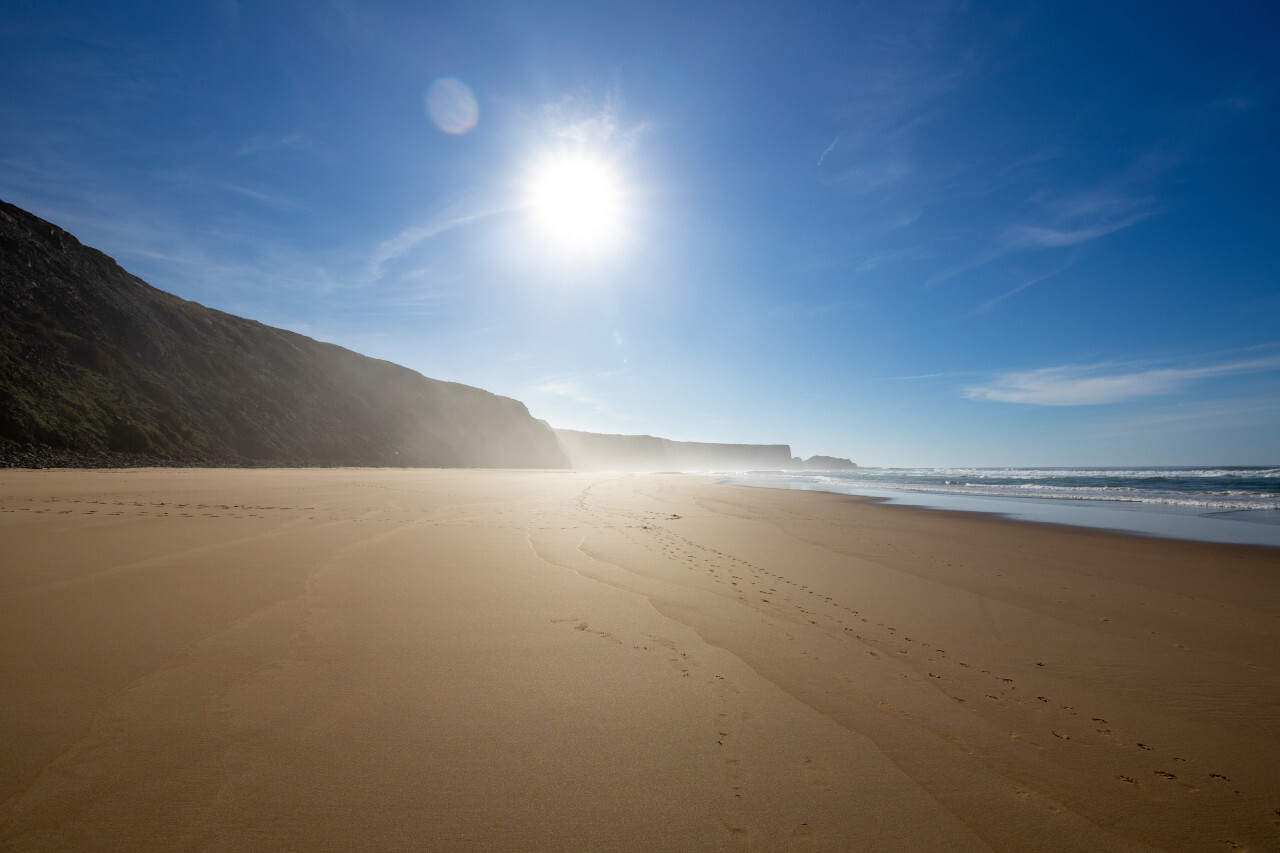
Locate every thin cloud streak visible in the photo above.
<box><xmin>1101</xmin><ymin>396</ymin><xmax>1280</xmax><ymax>434</ymax></box>
<box><xmin>527</xmin><ymin>372</ymin><xmax>629</xmax><ymax>418</ymax></box>
<box><xmin>366</xmin><ymin>94</ymin><xmax>646</xmax><ymax>285</ymax></box>
<box><xmin>927</xmin><ymin>207</ymin><xmax>1149</xmax><ymax>287</ymax></box>
<box><xmin>1003</xmin><ymin>212</ymin><xmax>1151</xmax><ymax>249</ymax></box>
<box><xmin>367</xmin><ymin>197</ymin><xmax>506</xmax><ymax>281</ymax></box>
<box><xmin>217</xmin><ymin>182</ymin><xmax>308</xmax><ymax>211</ymax></box>
<box><xmin>832</xmin><ymin>158</ymin><xmax>913</xmax><ymax>195</ymax></box>
<box><xmin>926</xmin><ymin>138</ymin><xmax>1171</xmax><ymax>289</ymax></box>
<box><xmin>235</xmin><ymin>127</ymin><xmax>330</xmax><ymax>160</ymax></box>
<box><xmin>958</xmin><ymin>256</ymin><xmax>1078</xmax><ymax>320</ymax></box>
<box><xmin>818</xmin><ymin>136</ymin><xmax>840</xmax><ymax>166</ymax></box>
<box><xmin>1034</xmin><ymin>186</ymin><xmax>1152</xmax><ymax>220</ymax></box>
<box><xmin>966</xmin><ymin>356</ymin><xmax>1280</xmax><ymax>406</ymax></box>
<box><xmin>874</xmin><ymin>370</ymin><xmax>976</xmax><ymax>381</ymax></box>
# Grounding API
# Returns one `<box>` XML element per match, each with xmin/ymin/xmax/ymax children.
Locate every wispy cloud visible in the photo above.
<box><xmin>371</xmin><ymin>273</ymin><xmax>457</xmax><ymax>315</ymax></box>
<box><xmin>832</xmin><ymin>158</ymin><xmax>914</xmax><ymax>195</ymax></box>
<box><xmin>1002</xmin><ymin>212</ymin><xmax>1151</xmax><ymax>249</ymax></box>
<box><xmin>1033</xmin><ymin>185</ymin><xmax>1152</xmax><ymax>220</ymax></box>
<box><xmin>211</xmin><ymin>181</ymin><xmax>308</xmax><ymax>211</ymax></box>
<box><xmin>1101</xmin><ymin>396</ymin><xmax>1280</xmax><ymax>434</ymax></box>
<box><xmin>366</xmin><ymin>195</ymin><xmax>505</xmax><ymax>281</ymax></box>
<box><xmin>527</xmin><ymin>373</ymin><xmax>626</xmax><ymax>417</ymax></box>
<box><xmin>929</xmin><ymin>199</ymin><xmax>1150</xmax><ymax>287</ymax></box>
<box><xmin>818</xmin><ymin>136</ymin><xmax>840</xmax><ymax>166</ymax></box>
<box><xmin>819</xmin><ymin>5</ymin><xmax>975</xmax><ymax>185</ymax></box>
<box><xmin>235</xmin><ymin>127</ymin><xmax>330</xmax><ymax>160</ymax></box>
<box><xmin>966</xmin><ymin>356</ymin><xmax>1280</xmax><ymax>406</ymax></box>
<box><xmin>305</xmin><ymin>0</ymin><xmax>374</xmax><ymax>51</ymax></box>
<box><xmin>995</xmin><ymin>147</ymin><xmax>1062</xmax><ymax>180</ymax></box>
<box><xmin>961</xmin><ymin>257</ymin><xmax>1076</xmax><ymax>318</ymax></box>
<box><xmin>533</xmin><ymin>88</ymin><xmax>650</xmax><ymax>154</ymax></box>
<box><xmin>875</xmin><ymin>370</ymin><xmax>976</xmax><ymax>381</ymax></box>
<box><xmin>925</xmin><ymin>129</ymin><xmax>1177</xmax><ymax>290</ymax></box>
<box><xmin>795</xmin><ymin>242</ymin><xmax>927</xmax><ymax>278</ymax></box>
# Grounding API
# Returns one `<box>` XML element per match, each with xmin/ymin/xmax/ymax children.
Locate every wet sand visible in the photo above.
<box><xmin>1</xmin><ymin>468</ymin><xmax>1277</xmax><ymax>851</ymax></box>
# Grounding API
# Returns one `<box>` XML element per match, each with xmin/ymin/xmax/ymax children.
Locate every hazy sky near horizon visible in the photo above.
<box><xmin>3</xmin><ymin>1</ymin><xmax>1278</xmax><ymax>466</ymax></box>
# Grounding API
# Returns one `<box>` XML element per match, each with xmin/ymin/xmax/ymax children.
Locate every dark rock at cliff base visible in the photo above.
<box><xmin>0</xmin><ymin>199</ymin><xmax>568</xmax><ymax>468</ymax></box>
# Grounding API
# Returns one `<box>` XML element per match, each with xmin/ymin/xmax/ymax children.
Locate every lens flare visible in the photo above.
<box><xmin>426</xmin><ymin>77</ymin><xmax>478</xmax><ymax>135</ymax></box>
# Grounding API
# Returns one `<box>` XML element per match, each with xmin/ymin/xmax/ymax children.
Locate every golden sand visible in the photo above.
<box><xmin>1</xmin><ymin>469</ymin><xmax>1277</xmax><ymax>851</ymax></box>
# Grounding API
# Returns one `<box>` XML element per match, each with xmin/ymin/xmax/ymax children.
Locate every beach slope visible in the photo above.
<box><xmin>1</xmin><ymin>470</ymin><xmax>1277</xmax><ymax>851</ymax></box>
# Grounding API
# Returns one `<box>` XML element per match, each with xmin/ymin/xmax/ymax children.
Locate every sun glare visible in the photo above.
<box><xmin>525</xmin><ymin>153</ymin><xmax>626</xmax><ymax>257</ymax></box>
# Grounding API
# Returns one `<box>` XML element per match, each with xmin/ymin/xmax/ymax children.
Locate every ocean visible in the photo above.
<box><xmin>722</xmin><ymin>466</ymin><xmax>1280</xmax><ymax>548</ymax></box>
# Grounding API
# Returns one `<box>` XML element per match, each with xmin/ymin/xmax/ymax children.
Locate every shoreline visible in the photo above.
<box><xmin>2</xmin><ymin>469</ymin><xmax>1278</xmax><ymax>851</ymax></box>
<box><xmin>722</xmin><ymin>475</ymin><xmax>1280</xmax><ymax>549</ymax></box>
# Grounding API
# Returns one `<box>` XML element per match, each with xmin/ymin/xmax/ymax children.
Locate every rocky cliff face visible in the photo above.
<box><xmin>0</xmin><ymin>199</ymin><xmax>568</xmax><ymax>468</ymax></box>
<box><xmin>554</xmin><ymin>429</ymin><xmax>797</xmax><ymax>472</ymax></box>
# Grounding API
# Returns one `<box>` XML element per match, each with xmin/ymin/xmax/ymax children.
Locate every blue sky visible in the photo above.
<box><xmin>3</xmin><ymin>1</ymin><xmax>1278</xmax><ymax>466</ymax></box>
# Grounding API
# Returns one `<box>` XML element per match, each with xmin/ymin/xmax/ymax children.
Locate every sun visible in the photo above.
<box><xmin>524</xmin><ymin>152</ymin><xmax>626</xmax><ymax>257</ymax></box>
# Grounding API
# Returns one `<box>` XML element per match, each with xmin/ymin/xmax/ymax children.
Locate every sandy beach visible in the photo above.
<box><xmin>1</xmin><ymin>468</ymin><xmax>1277</xmax><ymax>852</ymax></box>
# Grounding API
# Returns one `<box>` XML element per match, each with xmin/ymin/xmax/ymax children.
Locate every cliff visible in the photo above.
<box><xmin>554</xmin><ymin>429</ymin><xmax>797</xmax><ymax>472</ymax></box>
<box><xmin>798</xmin><ymin>455</ymin><xmax>859</xmax><ymax>471</ymax></box>
<box><xmin>0</xmin><ymin>199</ymin><xmax>568</xmax><ymax>468</ymax></box>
